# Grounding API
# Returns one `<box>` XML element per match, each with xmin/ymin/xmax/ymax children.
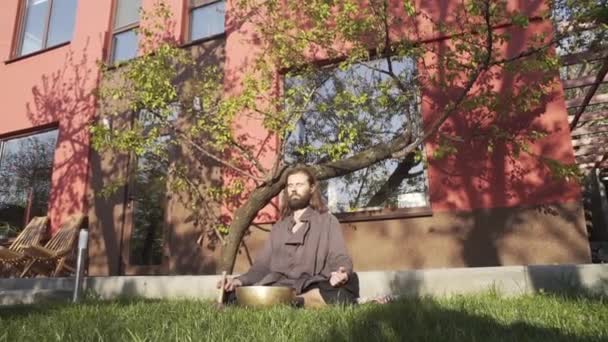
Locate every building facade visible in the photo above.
<box><xmin>0</xmin><ymin>0</ymin><xmax>591</xmax><ymax>277</ymax></box>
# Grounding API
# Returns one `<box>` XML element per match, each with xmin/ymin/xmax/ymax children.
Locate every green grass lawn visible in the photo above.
<box><xmin>1</xmin><ymin>293</ymin><xmax>607</xmax><ymax>342</ymax></box>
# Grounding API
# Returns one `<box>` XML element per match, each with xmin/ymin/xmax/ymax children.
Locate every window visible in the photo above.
<box><xmin>110</xmin><ymin>0</ymin><xmax>141</xmax><ymax>63</ymax></box>
<box><xmin>284</xmin><ymin>57</ymin><xmax>429</xmax><ymax>215</ymax></box>
<box><xmin>16</xmin><ymin>0</ymin><xmax>78</xmax><ymax>56</ymax></box>
<box><xmin>188</xmin><ymin>0</ymin><xmax>225</xmax><ymax>42</ymax></box>
<box><xmin>129</xmin><ymin>144</ymin><xmax>167</xmax><ymax>266</ymax></box>
<box><xmin>128</xmin><ymin>111</ymin><xmax>174</xmax><ymax>266</ymax></box>
<box><xmin>0</xmin><ymin>129</ymin><xmax>58</xmax><ymax>237</ymax></box>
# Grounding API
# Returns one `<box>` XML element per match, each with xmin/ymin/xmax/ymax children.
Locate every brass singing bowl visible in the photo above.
<box><xmin>235</xmin><ymin>286</ymin><xmax>296</xmax><ymax>307</ymax></box>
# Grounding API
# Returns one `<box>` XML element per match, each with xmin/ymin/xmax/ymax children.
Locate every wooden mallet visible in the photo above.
<box><xmin>216</xmin><ymin>271</ymin><xmax>227</xmax><ymax>307</ymax></box>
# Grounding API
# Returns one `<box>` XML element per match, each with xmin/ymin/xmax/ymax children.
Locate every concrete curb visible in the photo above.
<box><xmin>0</xmin><ymin>289</ymin><xmax>72</xmax><ymax>306</ymax></box>
<box><xmin>1</xmin><ymin>264</ymin><xmax>606</xmax><ymax>305</ymax></box>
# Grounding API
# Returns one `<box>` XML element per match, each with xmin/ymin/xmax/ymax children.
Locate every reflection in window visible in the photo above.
<box><xmin>0</xmin><ymin>129</ymin><xmax>58</xmax><ymax>236</ymax></box>
<box><xmin>323</xmin><ymin>159</ymin><xmax>428</xmax><ymax>213</ymax></box>
<box><xmin>18</xmin><ymin>0</ymin><xmax>77</xmax><ymax>56</ymax></box>
<box><xmin>111</xmin><ymin>0</ymin><xmax>140</xmax><ymax>63</ymax></box>
<box><xmin>128</xmin><ymin>110</ymin><xmax>169</xmax><ymax>265</ymax></box>
<box><xmin>47</xmin><ymin>0</ymin><xmax>78</xmax><ymax>46</ymax></box>
<box><xmin>285</xmin><ymin>57</ymin><xmax>428</xmax><ymax>213</ymax></box>
<box><xmin>189</xmin><ymin>0</ymin><xmax>225</xmax><ymax>41</ymax></box>
<box><xmin>112</xmin><ymin>30</ymin><xmax>138</xmax><ymax>64</ymax></box>
<box><xmin>129</xmin><ymin>150</ymin><xmax>167</xmax><ymax>266</ymax></box>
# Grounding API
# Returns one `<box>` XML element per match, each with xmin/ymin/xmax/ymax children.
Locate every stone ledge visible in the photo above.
<box><xmin>1</xmin><ymin>264</ymin><xmax>606</xmax><ymax>305</ymax></box>
<box><xmin>0</xmin><ymin>289</ymin><xmax>72</xmax><ymax>306</ymax></box>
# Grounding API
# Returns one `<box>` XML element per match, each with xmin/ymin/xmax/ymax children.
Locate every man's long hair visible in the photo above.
<box><xmin>280</xmin><ymin>167</ymin><xmax>328</xmax><ymax>219</ymax></box>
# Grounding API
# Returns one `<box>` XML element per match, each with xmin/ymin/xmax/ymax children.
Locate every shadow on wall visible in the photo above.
<box><xmin>220</xmin><ymin>0</ymin><xmax>592</xmax><ymax>271</ymax></box>
<box><xmin>408</xmin><ymin>0</ymin><xmax>589</xmax><ymax>268</ymax></box>
<box><xmin>527</xmin><ymin>264</ymin><xmax>608</xmax><ymax>296</ymax></box>
<box><xmin>166</xmin><ymin>39</ymin><xmax>226</xmax><ymax>275</ymax></box>
<box><xmin>388</xmin><ymin>270</ymin><xmax>423</xmax><ymax>297</ymax></box>
<box><xmin>87</xmin><ymin>37</ymin><xmax>229</xmax><ymax>275</ymax></box>
<box><xmin>429</xmin><ymin>203</ymin><xmax>591</xmax><ymax>268</ymax></box>
<box><xmin>20</xmin><ymin>40</ymin><xmax>126</xmax><ymax>276</ymax></box>
<box><xmin>383</xmin><ymin>264</ymin><xmax>608</xmax><ymax>298</ymax></box>
<box><xmin>25</xmin><ymin>40</ymin><xmax>97</xmax><ymax>233</ymax></box>
<box><xmin>215</xmin><ymin>1</ymin><xmax>285</xmax><ymax>226</ymax></box>
<box><xmin>87</xmin><ymin>144</ymin><xmax>127</xmax><ymax>276</ymax></box>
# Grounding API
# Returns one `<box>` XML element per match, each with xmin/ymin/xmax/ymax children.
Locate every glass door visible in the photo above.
<box><xmin>121</xmin><ymin>140</ymin><xmax>169</xmax><ymax>275</ymax></box>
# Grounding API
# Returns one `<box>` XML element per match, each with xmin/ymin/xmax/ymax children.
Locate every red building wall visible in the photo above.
<box><xmin>0</xmin><ymin>1</ymin><xmax>114</xmax><ymax>232</ymax></box>
<box><xmin>422</xmin><ymin>21</ymin><xmax>581</xmax><ymax>212</ymax></box>
<box><xmin>222</xmin><ymin>0</ymin><xmax>580</xmax><ymax>214</ymax></box>
<box><xmin>222</xmin><ymin>0</ymin><xmax>590</xmax><ymax>273</ymax></box>
<box><xmin>1</xmin><ymin>0</ymin><xmax>578</xmax><ymax>229</ymax></box>
<box><xmin>0</xmin><ymin>0</ymin><xmax>589</xmax><ymax>274</ymax></box>
<box><xmin>0</xmin><ymin>0</ymin><xmax>189</xmax><ymax>233</ymax></box>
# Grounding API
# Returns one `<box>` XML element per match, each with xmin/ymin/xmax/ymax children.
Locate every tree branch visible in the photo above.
<box><xmin>365</xmin><ymin>152</ymin><xmax>417</xmax><ymax>207</ymax></box>
<box><xmin>312</xmin><ymin>129</ymin><xmax>411</xmax><ymax>180</ymax></box>
<box><xmin>491</xmin><ymin>18</ymin><xmax>599</xmax><ymax>67</ymax></box>
<box><xmin>393</xmin><ymin>0</ymin><xmax>494</xmax><ymax>159</ymax></box>
<box><xmin>229</xmin><ymin>138</ymin><xmax>270</xmax><ymax>178</ymax></box>
<box><xmin>491</xmin><ymin>37</ymin><xmax>559</xmax><ymax>66</ymax></box>
<box><xmin>176</xmin><ymin>171</ymin><xmax>226</xmax><ymax>244</ymax></box>
<box><xmin>271</xmin><ymin>75</ymin><xmax>329</xmax><ymax>178</ymax></box>
<box><xmin>178</xmin><ymin>133</ymin><xmax>266</xmax><ymax>183</ymax></box>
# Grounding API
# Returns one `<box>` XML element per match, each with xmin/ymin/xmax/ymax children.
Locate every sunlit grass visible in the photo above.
<box><xmin>1</xmin><ymin>292</ymin><xmax>607</xmax><ymax>341</ymax></box>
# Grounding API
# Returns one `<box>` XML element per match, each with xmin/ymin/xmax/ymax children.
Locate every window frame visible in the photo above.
<box><xmin>0</xmin><ymin>126</ymin><xmax>59</xmax><ymax>231</ymax></box>
<box><xmin>324</xmin><ymin>160</ymin><xmax>433</xmax><ymax>221</ymax></box>
<box><xmin>282</xmin><ymin>56</ymin><xmax>433</xmax><ymax>222</ymax></box>
<box><xmin>322</xmin><ymin>157</ymin><xmax>433</xmax><ymax>222</ymax></box>
<box><xmin>13</xmin><ymin>0</ymin><xmax>77</xmax><ymax>58</ymax></box>
<box><xmin>108</xmin><ymin>0</ymin><xmax>141</xmax><ymax>64</ymax></box>
<box><xmin>186</xmin><ymin>0</ymin><xmax>226</xmax><ymax>44</ymax></box>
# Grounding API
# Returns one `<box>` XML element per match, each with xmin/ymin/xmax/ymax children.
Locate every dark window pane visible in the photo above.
<box><xmin>0</xmin><ymin>129</ymin><xmax>58</xmax><ymax>237</ymax></box>
<box><xmin>190</xmin><ymin>1</ymin><xmax>225</xmax><ymax>41</ymax></box>
<box><xmin>112</xmin><ymin>29</ymin><xmax>138</xmax><ymax>63</ymax></box>
<box><xmin>47</xmin><ymin>0</ymin><xmax>77</xmax><ymax>46</ymax></box>
<box><xmin>115</xmin><ymin>0</ymin><xmax>141</xmax><ymax>29</ymax></box>
<box><xmin>129</xmin><ymin>136</ymin><xmax>168</xmax><ymax>266</ymax></box>
<box><xmin>19</xmin><ymin>0</ymin><xmax>50</xmax><ymax>55</ymax></box>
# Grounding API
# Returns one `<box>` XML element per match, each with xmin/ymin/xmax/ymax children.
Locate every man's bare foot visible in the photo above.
<box><xmin>300</xmin><ymin>288</ymin><xmax>327</xmax><ymax>308</ymax></box>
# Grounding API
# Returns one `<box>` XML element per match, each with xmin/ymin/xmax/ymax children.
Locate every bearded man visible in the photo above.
<box><xmin>218</xmin><ymin>167</ymin><xmax>359</xmax><ymax>307</ymax></box>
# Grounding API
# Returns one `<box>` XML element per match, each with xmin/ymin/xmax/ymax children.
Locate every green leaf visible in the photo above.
<box><xmin>512</xmin><ymin>12</ymin><xmax>529</xmax><ymax>28</ymax></box>
<box><xmin>403</xmin><ymin>0</ymin><xmax>416</xmax><ymax>16</ymax></box>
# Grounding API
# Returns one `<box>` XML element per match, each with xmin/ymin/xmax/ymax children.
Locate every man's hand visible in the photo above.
<box><xmin>216</xmin><ymin>277</ymin><xmax>243</xmax><ymax>292</ymax></box>
<box><xmin>329</xmin><ymin>266</ymin><xmax>349</xmax><ymax>287</ymax></box>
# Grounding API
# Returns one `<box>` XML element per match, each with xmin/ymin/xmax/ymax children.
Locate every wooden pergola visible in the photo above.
<box><xmin>563</xmin><ymin>46</ymin><xmax>608</xmax><ymax>261</ymax></box>
<box><xmin>563</xmin><ymin>50</ymin><xmax>608</xmax><ymax>176</ymax></box>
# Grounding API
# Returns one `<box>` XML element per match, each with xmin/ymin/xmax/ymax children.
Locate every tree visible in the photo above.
<box><xmin>91</xmin><ymin>0</ymin><xmax>600</xmax><ymax>273</ymax></box>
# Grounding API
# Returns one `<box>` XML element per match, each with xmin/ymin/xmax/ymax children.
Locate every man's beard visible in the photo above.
<box><xmin>288</xmin><ymin>192</ymin><xmax>312</xmax><ymax>210</ymax></box>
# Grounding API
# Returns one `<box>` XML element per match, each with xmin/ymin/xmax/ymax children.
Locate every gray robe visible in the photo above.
<box><xmin>236</xmin><ymin>207</ymin><xmax>353</xmax><ymax>294</ymax></box>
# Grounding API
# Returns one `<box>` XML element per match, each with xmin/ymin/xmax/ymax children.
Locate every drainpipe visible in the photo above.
<box><xmin>73</xmin><ymin>228</ymin><xmax>89</xmax><ymax>303</ymax></box>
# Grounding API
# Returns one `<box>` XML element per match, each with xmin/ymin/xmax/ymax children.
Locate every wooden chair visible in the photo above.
<box><xmin>20</xmin><ymin>214</ymin><xmax>85</xmax><ymax>278</ymax></box>
<box><xmin>0</xmin><ymin>216</ymin><xmax>48</xmax><ymax>276</ymax></box>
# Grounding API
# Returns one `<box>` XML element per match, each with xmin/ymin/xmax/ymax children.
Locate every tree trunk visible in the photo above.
<box><xmin>365</xmin><ymin>152</ymin><xmax>416</xmax><ymax>207</ymax></box>
<box><xmin>218</xmin><ymin>179</ymin><xmax>286</xmax><ymax>273</ymax></box>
